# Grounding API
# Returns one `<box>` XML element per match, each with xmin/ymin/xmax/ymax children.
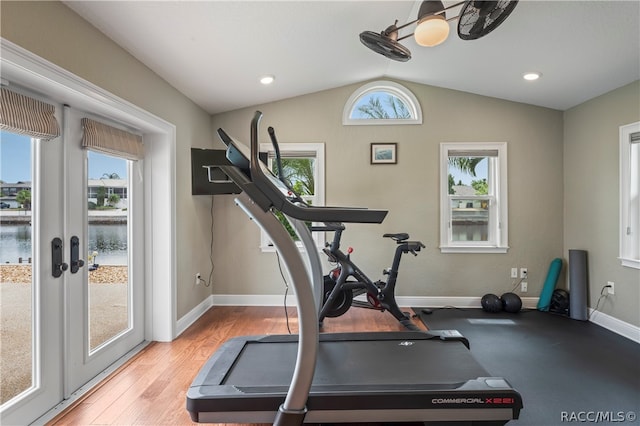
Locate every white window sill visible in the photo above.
<box><xmin>440</xmin><ymin>246</ymin><xmax>509</xmax><ymax>254</ymax></box>
<box><xmin>619</xmin><ymin>257</ymin><xmax>640</xmax><ymax>269</ymax></box>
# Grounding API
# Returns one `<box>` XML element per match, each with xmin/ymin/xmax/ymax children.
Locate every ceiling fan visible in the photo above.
<box><xmin>360</xmin><ymin>0</ymin><xmax>519</xmax><ymax>62</ymax></box>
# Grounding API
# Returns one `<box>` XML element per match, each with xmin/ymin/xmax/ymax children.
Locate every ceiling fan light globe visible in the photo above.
<box><xmin>414</xmin><ymin>15</ymin><xmax>450</xmax><ymax>47</ymax></box>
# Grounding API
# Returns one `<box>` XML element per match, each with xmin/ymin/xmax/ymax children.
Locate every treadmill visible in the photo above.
<box><xmin>186</xmin><ymin>111</ymin><xmax>522</xmax><ymax>425</ymax></box>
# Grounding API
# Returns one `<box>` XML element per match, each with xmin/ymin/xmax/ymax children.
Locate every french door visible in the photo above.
<box><xmin>62</xmin><ymin>107</ymin><xmax>145</xmax><ymax>395</ymax></box>
<box><xmin>0</xmin><ymin>104</ymin><xmax>144</xmax><ymax>424</ymax></box>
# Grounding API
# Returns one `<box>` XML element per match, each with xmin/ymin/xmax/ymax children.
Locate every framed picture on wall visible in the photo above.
<box><xmin>371</xmin><ymin>143</ymin><xmax>397</xmax><ymax>164</ymax></box>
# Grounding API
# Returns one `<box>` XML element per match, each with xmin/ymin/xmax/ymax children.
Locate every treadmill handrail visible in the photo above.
<box><xmin>241</xmin><ymin>111</ymin><xmax>387</xmax><ymax>224</ymax></box>
<box><xmin>219</xmin><ymin>126</ymin><xmax>387</xmax><ymax>223</ymax></box>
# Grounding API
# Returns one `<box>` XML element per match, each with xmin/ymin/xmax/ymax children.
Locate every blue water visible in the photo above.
<box><xmin>0</xmin><ymin>224</ymin><xmax>128</xmax><ymax>265</ymax></box>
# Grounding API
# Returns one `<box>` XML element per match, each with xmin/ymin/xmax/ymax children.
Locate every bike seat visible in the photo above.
<box><xmin>383</xmin><ymin>233</ymin><xmax>409</xmax><ymax>242</ymax></box>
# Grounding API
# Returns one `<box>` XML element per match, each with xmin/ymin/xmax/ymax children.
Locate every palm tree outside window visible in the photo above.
<box><xmin>343</xmin><ymin>81</ymin><xmax>422</xmax><ymax>125</ymax></box>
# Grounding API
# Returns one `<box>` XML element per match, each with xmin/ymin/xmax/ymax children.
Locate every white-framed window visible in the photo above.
<box><xmin>619</xmin><ymin>121</ymin><xmax>640</xmax><ymax>269</ymax></box>
<box><xmin>440</xmin><ymin>142</ymin><xmax>508</xmax><ymax>253</ymax></box>
<box><xmin>343</xmin><ymin>80</ymin><xmax>422</xmax><ymax>125</ymax></box>
<box><xmin>259</xmin><ymin>142</ymin><xmax>325</xmax><ymax>251</ymax></box>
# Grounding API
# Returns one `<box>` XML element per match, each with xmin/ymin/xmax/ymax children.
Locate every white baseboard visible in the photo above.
<box><xmin>209</xmin><ymin>294</ymin><xmax>539</xmax><ymax>309</ymax></box>
<box><xmin>178</xmin><ymin>294</ymin><xmax>638</xmax><ymax>344</ymax></box>
<box><xmin>395</xmin><ymin>296</ymin><xmax>540</xmax><ymax>310</ymax></box>
<box><xmin>176</xmin><ymin>294</ymin><xmax>214</xmax><ymax>337</ymax></box>
<box><xmin>212</xmin><ymin>293</ymin><xmax>299</xmax><ymax>306</ymax></box>
<box><xmin>588</xmin><ymin>308</ymin><xmax>640</xmax><ymax>343</ymax></box>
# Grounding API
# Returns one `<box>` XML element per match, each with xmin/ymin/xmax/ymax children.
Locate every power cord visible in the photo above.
<box><xmin>204</xmin><ymin>196</ymin><xmax>215</xmax><ymax>288</ymax></box>
<box><xmin>275</xmin><ymin>251</ymin><xmax>292</xmax><ymax>334</ymax></box>
<box><xmin>415</xmin><ymin>305</ymin><xmax>466</xmax><ymax>316</ymax></box>
<box><xmin>509</xmin><ymin>277</ymin><xmax>525</xmax><ymax>293</ymax></box>
<box><xmin>589</xmin><ymin>284</ymin><xmax>612</xmax><ymax>320</ymax></box>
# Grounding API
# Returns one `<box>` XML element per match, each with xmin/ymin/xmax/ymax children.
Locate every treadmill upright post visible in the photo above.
<box><xmin>234</xmin><ymin>192</ymin><xmax>318</xmax><ymax>425</ymax></box>
<box><xmin>286</xmin><ymin>215</ymin><xmax>324</xmax><ymax>314</ymax></box>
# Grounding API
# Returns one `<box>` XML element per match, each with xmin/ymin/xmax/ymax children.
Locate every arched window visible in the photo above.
<box><xmin>343</xmin><ymin>81</ymin><xmax>422</xmax><ymax>125</ymax></box>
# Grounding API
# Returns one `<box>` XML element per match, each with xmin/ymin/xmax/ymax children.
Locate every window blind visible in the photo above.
<box><xmin>267</xmin><ymin>151</ymin><xmax>317</xmax><ymax>159</ymax></box>
<box><xmin>630</xmin><ymin>132</ymin><xmax>640</xmax><ymax>143</ymax></box>
<box><xmin>448</xmin><ymin>149</ymin><xmax>499</xmax><ymax>157</ymax></box>
<box><xmin>81</xmin><ymin>118</ymin><xmax>143</xmax><ymax>160</ymax></box>
<box><xmin>0</xmin><ymin>87</ymin><xmax>60</xmax><ymax>140</ymax></box>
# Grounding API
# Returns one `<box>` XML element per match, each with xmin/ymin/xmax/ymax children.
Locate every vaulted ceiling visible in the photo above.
<box><xmin>66</xmin><ymin>1</ymin><xmax>640</xmax><ymax>114</ymax></box>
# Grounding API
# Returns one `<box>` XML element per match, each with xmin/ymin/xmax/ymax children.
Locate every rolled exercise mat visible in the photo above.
<box><xmin>569</xmin><ymin>249</ymin><xmax>588</xmax><ymax>321</ymax></box>
<box><xmin>537</xmin><ymin>258</ymin><xmax>563</xmax><ymax>311</ymax></box>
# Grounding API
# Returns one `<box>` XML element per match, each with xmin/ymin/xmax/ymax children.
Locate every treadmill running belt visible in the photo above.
<box><xmin>226</xmin><ymin>339</ymin><xmax>484</xmax><ymax>387</ymax></box>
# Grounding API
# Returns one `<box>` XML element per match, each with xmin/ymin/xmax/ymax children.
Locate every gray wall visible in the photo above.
<box><xmin>210</xmin><ymin>81</ymin><xmax>566</xmax><ymax>302</ymax></box>
<box><xmin>1</xmin><ymin>1</ymin><xmax>214</xmax><ymax>319</ymax></box>
<box><xmin>564</xmin><ymin>80</ymin><xmax>640</xmax><ymax>327</ymax></box>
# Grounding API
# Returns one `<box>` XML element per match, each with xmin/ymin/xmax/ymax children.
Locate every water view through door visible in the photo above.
<box><xmin>0</xmin><ymin>132</ymin><xmax>35</xmax><ymax>405</ymax></box>
<box><xmin>86</xmin><ymin>151</ymin><xmax>130</xmax><ymax>350</ymax></box>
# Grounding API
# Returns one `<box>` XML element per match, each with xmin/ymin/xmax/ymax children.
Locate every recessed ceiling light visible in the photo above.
<box><xmin>523</xmin><ymin>72</ymin><xmax>541</xmax><ymax>81</ymax></box>
<box><xmin>260</xmin><ymin>75</ymin><xmax>275</xmax><ymax>85</ymax></box>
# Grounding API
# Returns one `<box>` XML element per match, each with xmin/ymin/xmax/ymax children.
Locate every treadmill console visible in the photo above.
<box><xmin>216</xmin><ymin>112</ymin><xmax>388</xmax><ymax>224</ymax></box>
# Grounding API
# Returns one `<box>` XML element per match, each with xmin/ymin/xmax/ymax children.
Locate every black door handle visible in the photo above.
<box><xmin>52</xmin><ymin>238</ymin><xmax>68</xmax><ymax>278</ymax></box>
<box><xmin>70</xmin><ymin>236</ymin><xmax>85</xmax><ymax>273</ymax></box>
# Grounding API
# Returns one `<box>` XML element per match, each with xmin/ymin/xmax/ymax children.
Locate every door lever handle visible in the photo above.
<box><xmin>70</xmin><ymin>236</ymin><xmax>85</xmax><ymax>273</ymax></box>
<box><xmin>52</xmin><ymin>238</ymin><xmax>68</xmax><ymax>278</ymax></box>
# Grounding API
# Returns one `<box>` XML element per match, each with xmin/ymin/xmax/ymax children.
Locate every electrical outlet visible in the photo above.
<box><xmin>521</xmin><ymin>281</ymin><xmax>528</xmax><ymax>292</ymax></box>
<box><xmin>607</xmin><ymin>281</ymin><xmax>615</xmax><ymax>295</ymax></box>
<box><xmin>511</xmin><ymin>267</ymin><xmax>518</xmax><ymax>278</ymax></box>
<box><xmin>520</xmin><ymin>268</ymin><xmax>528</xmax><ymax>279</ymax></box>
<box><xmin>195</xmin><ymin>273</ymin><xmax>201</xmax><ymax>286</ymax></box>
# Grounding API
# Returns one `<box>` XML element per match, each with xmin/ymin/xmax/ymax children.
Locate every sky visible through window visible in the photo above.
<box><xmin>351</xmin><ymin>92</ymin><xmax>410</xmax><ymax>119</ymax></box>
<box><xmin>450</xmin><ymin>158</ymin><xmax>488</xmax><ymax>186</ymax></box>
<box><xmin>1</xmin><ymin>131</ymin><xmax>126</xmax><ymax>182</ymax></box>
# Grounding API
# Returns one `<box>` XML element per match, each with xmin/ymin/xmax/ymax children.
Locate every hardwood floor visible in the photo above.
<box><xmin>48</xmin><ymin>305</ymin><xmax>425</xmax><ymax>425</ymax></box>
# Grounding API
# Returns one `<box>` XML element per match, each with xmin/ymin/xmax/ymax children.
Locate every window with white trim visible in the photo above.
<box><xmin>343</xmin><ymin>81</ymin><xmax>422</xmax><ymax>125</ymax></box>
<box><xmin>259</xmin><ymin>142</ymin><xmax>324</xmax><ymax>251</ymax></box>
<box><xmin>619</xmin><ymin>122</ymin><xmax>640</xmax><ymax>269</ymax></box>
<box><xmin>440</xmin><ymin>142</ymin><xmax>508</xmax><ymax>253</ymax></box>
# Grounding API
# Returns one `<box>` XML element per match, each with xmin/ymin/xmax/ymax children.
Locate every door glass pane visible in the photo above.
<box><xmin>87</xmin><ymin>151</ymin><xmax>129</xmax><ymax>350</ymax></box>
<box><xmin>0</xmin><ymin>131</ymin><xmax>33</xmax><ymax>404</ymax></box>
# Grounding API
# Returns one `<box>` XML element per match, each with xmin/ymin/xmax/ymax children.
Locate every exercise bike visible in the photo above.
<box><xmin>320</xmin><ymin>225</ymin><xmax>425</xmax><ymax>331</ymax></box>
<box><xmin>263</xmin><ymin>126</ymin><xmax>425</xmax><ymax>331</ymax></box>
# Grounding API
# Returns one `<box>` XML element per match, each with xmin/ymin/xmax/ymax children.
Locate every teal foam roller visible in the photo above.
<box><xmin>537</xmin><ymin>258</ymin><xmax>563</xmax><ymax>311</ymax></box>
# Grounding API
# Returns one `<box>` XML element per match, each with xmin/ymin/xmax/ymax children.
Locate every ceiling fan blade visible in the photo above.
<box><xmin>477</xmin><ymin>0</ymin><xmax>499</xmax><ymax>16</ymax></box>
<box><xmin>457</xmin><ymin>0</ymin><xmax>519</xmax><ymax>41</ymax></box>
<box><xmin>469</xmin><ymin>14</ymin><xmax>488</xmax><ymax>37</ymax></box>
